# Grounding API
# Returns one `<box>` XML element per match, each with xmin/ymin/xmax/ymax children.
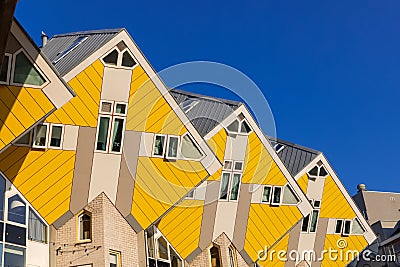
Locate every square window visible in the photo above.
<box><xmin>5</xmin><ymin>224</ymin><xmax>26</xmax><ymax>246</ymax></box>
<box><xmin>115</xmin><ymin>103</ymin><xmax>127</xmax><ymax>115</ymax></box>
<box><xmin>153</xmin><ymin>135</ymin><xmax>166</xmax><ymax>157</ymax></box>
<box><xmin>100</xmin><ymin>101</ymin><xmax>113</xmax><ymax>114</ymax></box>
<box><xmin>234</xmin><ymin>161</ymin><xmax>243</xmax><ymax>171</ymax></box>
<box><xmin>261</xmin><ymin>186</ymin><xmax>272</xmax><ymax>203</ymax></box>
<box><xmin>33</xmin><ymin>124</ymin><xmax>48</xmax><ymax>148</ymax></box>
<box><xmin>314</xmin><ymin>200</ymin><xmax>321</xmax><ymax>208</ymax></box>
<box><xmin>223</xmin><ymin>161</ymin><xmax>233</xmax><ymax>170</ymax></box>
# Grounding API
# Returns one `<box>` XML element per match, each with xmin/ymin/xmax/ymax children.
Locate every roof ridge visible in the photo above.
<box><xmin>170</xmin><ymin>88</ymin><xmax>242</xmax><ymax>107</ymax></box>
<box><xmin>52</xmin><ymin>28</ymin><xmax>124</xmax><ymax>38</ymax></box>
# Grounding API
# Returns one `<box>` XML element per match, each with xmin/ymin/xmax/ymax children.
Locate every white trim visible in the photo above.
<box><xmin>0</xmin><ymin>53</ymin><xmax>12</xmax><ymax>85</ymax></box>
<box><xmin>48</xmin><ymin>124</ymin><xmax>64</xmax><ymax>149</ymax></box>
<box><xmin>32</xmin><ymin>123</ymin><xmax>49</xmax><ymax>149</ymax></box>
<box><xmin>77</xmin><ymin>212</ymin><xmax>92</xmax><ymax>243</ymax></box>
<box><xmin>10</xmin><ymin>48</ymin><xmax>49</xmax><ymax>89</ymax></box>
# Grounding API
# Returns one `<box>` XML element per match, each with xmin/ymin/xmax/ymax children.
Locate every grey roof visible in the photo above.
<box><xmin>268</xmin><ymin>137</ymin><xmax>321</xmax><ymax>177</ymax></box>
<box><xmin>170</xmin><ymin>89</ymin><xmax>241</xmax><ymax>137</ymax></box>
<box><xmin>41</xmin><ymin>29</ymin><xmax>122</xmax><ymax>76</ymax></box>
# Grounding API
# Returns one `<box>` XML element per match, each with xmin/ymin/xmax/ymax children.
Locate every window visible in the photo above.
<box><xmin>78</xmin><ymin>212</ymin><xmax>91</xmax><ymax>242</ymax></box>
<box><xmin>153</xmin><ymin>135</ymin><xmax>166</xmax><ymax>157</ymax></box>
<box><xmin>334</xmin><ymin>219</ymin><xmax>353</xmax><ymax>235</ymax></box>
<box><xmin>343</xmin><ymin>220</ymin><xmax>352</xmax><ymax>236</ymax></box>
<box><xmin>14</xmin><ymin>130</ymin><xmax>32</xmax><ymax>146</ymax></box>
<box><xmin>0</xmin><ymin>54</ymin><xmax>11</xmax><ymax>83</ymax></box>
<box><xmin>180</xmin><ymin>134</ymin><xmax>203</xmax><ymax>159</ymax></box>
<box><xmin>95</xmin><ymin>101</ymin><xmax>127</xmax><ymax>153</ymax></box>
<box><xmin>223</xmin><ymin>161</ymin><xmax>233</xmax><ymax>170</ymax></box>
<box><xmin>219</xmin><ymin>172</ymin><xmax>241</xmax><ymax>201</ymax></box>
<box><xmin>335</xmin><ymin>220</ymin><xmax>343</xmax><ymax>234</ymax></box>
<box><xmin>226</xmin><ymin>115</ymin><xmax>252</xmax><ymax>134</ymax></box>
<box><xmin>262</xmin><ymin>186</ymin><xmax>272</xmax><ymax>203</ymax></box>
<box><xmin>4</xmin><ymin>244</ymin><xmax>25</xmax><ymax>267</ymax></box>
<box><xmin>210</xmin><ymin>245</ymin><xmax>222</xmax><ymax>267</ymax></box>
<box><xmin>270</xmin><ymin>141</ymin><xmax>286</xmax><ymax>154</ymax></box>
<box><xmin>53</xmin><ymin>36</ymin><xmax>88</xmax><ymax>64</ymax></box>
<box><xmin>307</xmin><ymin>161</ymin><xmax>329</xmax><ymax>179</ymax></box>
<box><xmin>271</xmin><ymin>186</ymin><xmax>283</xmax><ymax>205</ymax></box>
<box><xmin>33</xmin><ymin>124</ymin><xmax>48</xmax><ymax>148</ymax></box>
<box><xmin>234</xmin><ymin>161</ymin><xmax>243</xmax><ymax>171</ymax></box>
<box><xmin>351</xmin><ymin>218</ymin><xmax>365</xmax><ymax>234</ymax></box>
<box><xmin>49</xmin><ymin>125</ymin><xmax>63</xmax><ymax>148</ymax></box>
<box><xmin>28</xmin><ymin>208</ymin><xmax>47</xmax><ymax>243</ymax></box>
<box><xmin>186</xmin><ymin>190</ymin><xmax>195</xmax><ymax>199</ymax></box>
<box><xmin>13</xmin><ymin>51</ymin><xmax>46</xmax><ymax>86</ymax></box>
<box><xmin>229</xmin><ymin>246</ymin><xmax>237</xmax><ymax>267</ymax></box>
<box><xmin>301</xmin><ymin>214</ymin><xmax>310</xmax><ymax>232</ymax></box>
<box><xmin>109</xmin><ymin>251</ymin><xmax>120</xmax><ymax>267</ymax></box>
<box><xmin>5</xmin><ymin>224</ymin><xmax>26</xmax><ymax>246</ymax></box>
<box><xmin>102</xmin><ymin>48</ymin><xmax>137</xmax><ymax>68</ymax></box>
<box><xmin>282</xmin><ymin>185</ymin><xmax>300</xmax><ymax>205</ymax></box>
<box><xmin>167</xmin><ymin>136</ymin><xmax>179</xmax><ymax>159</ymax></box>
<box><xmin>301</xmin><ymin>210</ymin><xmax>319</xmax><ymax>233</ymax></box>
<box><xmin>8</xmin><ymin>195</ymin><xmax>26</xmax><ymax>225</ymax></box>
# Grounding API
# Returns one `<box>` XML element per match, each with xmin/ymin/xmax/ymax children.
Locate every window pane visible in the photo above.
<box><xmin>34</xmin><ymin>124</ymin><xmax>47</xmax><ymax>147</ymax></box>
<box><xmin>351</xmin><ymin>218</ymin><xmax>365</xmax><ymax>234</ymax></box>
<box><xmin>103</xmin><ymin>49</ymin><xmax>118</xmax><ymax>65</ymax></box>
<box><xmin>230</xmin><ymin>174</ymin><xmax>241</xmax><ymax>201</ymax></box>
<box><xmin>227</xmin><ymin>120</ymin><xmax>239</xmax><ymax>133</ymax></box>
<box><xmin>272</xmin><ymin>187</ymin><xmax>282</xmax><ymax>204</ymax></box>
<box><xmin>223</xmin><ymin>161</ymin><xmax>232</xmax><ymax>170</ymax></box>
<box><xmin>335</xmin><ymin>220</ymin><xmax>343</xmax><ymax>234</ymax></box>
<box><xmin>167</xmin><ymin>137</ymin><xmax>179</xmax><ymax>158</ymax></box>
<box><xmin>5</xmin><ymin>224</ymin><xmax>26</xmax><ymax>246</ymax></box>
<box><xmin>122</xmin><ymin>51</ymin><xmax>136</xmax><ymax>67</ymax></box>
<box><xmin>50</xmin><ymin>125</ymin><xmax>63</xmax><ymax>147</ymax></box>
<box><xmin>15</xmin><ymin>131</ymin><xmax>31</xmax><ymax>145</ymax></box>
<box><xmin>282</xmin><ymin>185</ymin><xmax>300</xmax><ymax>204</ymax></box>
<box><xmin>0</xmin><ymin>55</ymin><xmax>9</xmax><ymax>82</ymax></box>
<box><xmin>308</xmin><ymin>166</ymin><xmax>319</xmax><ymax>176</ymax></box>
<box><xmin>180</xmin><ymin>134</ymin><xmax>202</xmax><ymax>159</ymax></box>
<box><xmin>13</xmin><ymin>52</ymin><xmax>45</xmax><ymax>86</ymax></box>
<box><xmin>170</xmin><ymin>246</ymin><xmax>183</xmax><ymax>267</ymax></box>
<box><xmin>229</xmin><ymin>247</ymin><xmax>237</xmax><ymax>267</ymax></box>
<box><xmin>115</xmin><ymin>103</ymin><xmax>126</xmax><ymax>115</ymax></box>
<box><xmin>79</xmin><ymin>213</ymin><xmax>91</xmax><ymax>240</ymax></box>
<box><xmin>309</xmin><ymin>210</ymin><xmax>319</xmax><ymax>232</ymax></box>
<box><xmin>8</xmin><ymin>195</ymin><xmax>26</xmax><ymax>224</ymax></box>
<box><xmin>219</xmin><ymin>173</ymin><xmax>230</xmax><ymax>200</ymax></box>
<box><xmin>146</xmin><ymin>228</ymin><xmax>156</xmax><ymax>258</ymax></box>
<box><xmin>4</xmin><ymin>245</ymin><xmax>25</xmax><ymax>267</ymax></box>
<box><xmin>234</xmin><ymin>162</ymin><xmax>243</xmax><ymax>171</ymax></box>
<box><xmin>344</xmin><ymin>220</ymin><xmax>352</xmax><ymax>235</ymax></box>
<box><xmin>28</xmin><ymin>208</ymin><xmax>47</xmax><ymax>243</ymax></box>
<box><xmin>96</xmin><ymin>117</ymin><xmax>110</xmax><ymax>151</ymax></box>
<box><xmin>157</xmin><ymin>237</ymin><xmax>169</xmax><ymax>260</ymax></box>
<box><xmin>110</xmin><ymin>253</ymin><xmax>118</xmax><ymax>267</ymax></box>
<box><xmin>319</xmin><ymin>166</ymin><xmax>328</xmax><ymax>177</ymax></box>
<box><xmin>301</xmin><ymin>215</ymin><xmax>310</xmax><ymax>232</ymax></box>
<box><xmin>111</xmin><ymin>118</ymin><xmax>124</xmax><ymax>152</ymax></box>
<box><xmin>240</xmin><ymin>120</ymin><xmax>251</xmax><ymax>133</ymax></box>
<box><xmin>262</xmin><ymin>187</ymin><xmax>271</xmax><ymax>203</ymax></box>
<box><xmin>186</xmin><ymin>190</ymin><xmax>194</xmax><ymax>198</ymax></box>
<box><xmin>153</xmin><ymin>135</ymin><xmax>165</xmax><ymax>156</ymax></box>
<box><xmin>210</xmin><ymin>246</ymin><xmax>222</xmax><ymax>267</ymax></box>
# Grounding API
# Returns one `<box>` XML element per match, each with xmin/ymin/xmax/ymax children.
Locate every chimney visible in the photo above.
<box><xmin>357</xmin><ymin>184</ymin><xmax>366</xmax><ymax>192</ymax></box>
<box><xmin>41</xmin><ymin>31</ymin><xmax>48</xmax><ymax>47</ymax></box>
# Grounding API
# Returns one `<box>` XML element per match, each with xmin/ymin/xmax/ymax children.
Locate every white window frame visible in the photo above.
<box><xmin>152</xmin><ymin>134</ymin><xmax>167</xmax><ymax>158</ymax></box>
<box><xmin>0</xmin><ymin>53</ymin><xmax>12</xmax><ymax>85</ymax></box>
<box><xmin>109</xmin><ymin>250</ymin><xmax>121</xmax><ymax>267</ymax></box>
<box><xmin>185</xmin><ymin>189</ymin><xmax>195</xmax><ymax>199</ymax></box>
<box><xmin>114</xmin><ymin>101</ymin><xmax>128</xmax><ymax>116</ymax></box>
<box><xmin>223</xmin><ymin>160</ymin><xmax>233</xmax><ymax>171</ymax></box>
<box><xmin>271</xmin><ymin>186</ymin><xmax>283</xmax><ymax>206</ymax></box>
<box><xmin>32</xmin><ymin>123</ymin><xmax>49</xmax><ymax>149</ymax></box>
<box><xmin>309</xmin><ymin>209</ymin><xmax>320</xmax><ymax>233</ymax></box>
<box><xmin>219</xmin><ymin>172</ymin><xmax>242</xmax><ymax>202</ymax></box>
<box><xmin>10</xmin><ymin>49</ymin><xmax>49</xmax><ymax>89</ymax></box>
<box><xmin>343</xmin><ymin>219</ymin><xmax>352</xmax><ymax>236</ymax></box>
<box><xmin>261</xmin><ymin>185</ymin><xmax>272</xmax><ymax>204</ymax></box>
<box><xmin>48</xmin><ymin>124</ymin><xmax>64</xmax><ymax>149</ymax></box>
<box><xmin>335</xmin><ymin>219</ymin><xmax>344</xmax><ymax>234</ymax></box>
<box><xmin>99</xmin><ymin>100</ymin><xmax>114</xmax><ymax>115</ymax></box>
<box><xmin>178</xmin><ymin>133</ymin><xmax>204</xmax><ymax>160</ymax></box>
<box><xmin>77</xmin><ymin>211</ymin><xmax>92</xmax><ymax>243</ymax></box>
<box><xmin>226</xmin><ymin>117</ymin><xmax>252</xmax><ymax>135</ymax></box>
<box><xmin>101</xmin><ymin>47</ymin><xmax>138</xmax><ymax>70</ymax></box>
<box><xmin>166</xmin><ymin>135</ymin><xmax>180</xmax><ymax>160</ymax></box>
<box><xmin>95</xmin><ymin>115</ymin><xmax>112</xmax><ymax>153</ymax></box>
<box><xmin>233</xmin><ymin>161</ymin><xmax>244</xmax><ymax>171</ymax></box>
<box><xmin>108</xmin><ymin>116</ymin><xmax>126</xmax><ymax>154</ymax></box>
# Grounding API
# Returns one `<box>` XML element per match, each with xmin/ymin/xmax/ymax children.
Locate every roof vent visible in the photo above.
<box><xmin>357</xmin><ymin>184</ymin><xmax>367</xmax><ymax>192</ymax></box>
<box><xmin>41</xmin><ymin>31</ymin><xmax>48</xmax><ymax>47</ymax></box>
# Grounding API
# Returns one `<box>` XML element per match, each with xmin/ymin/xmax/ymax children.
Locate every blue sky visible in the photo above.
<box><xmin>16</xmin><ymin>1</ymin><xmax>400</xmax><ymax>194</ymax></box>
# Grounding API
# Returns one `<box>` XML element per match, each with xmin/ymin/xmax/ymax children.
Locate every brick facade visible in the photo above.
<box><xmin>53</xmin><ymin>193</ymin><xmax>139</xmax><ymax>267</ymax></box>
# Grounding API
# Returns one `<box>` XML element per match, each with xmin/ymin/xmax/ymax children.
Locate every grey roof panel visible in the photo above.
<box><xmin>268</xmin><ymin>137</ymin><xmax>321</xmax><ymax>177</ymax></box>
<box><xmin>42</xmin><ymin>29</ymin><xmax>122</xmax><ymax>76</ymax></box>
<box><xmin>170</xmin><ymin>89</ymin><xmax>241</xmax><ymax>137</ymax></box>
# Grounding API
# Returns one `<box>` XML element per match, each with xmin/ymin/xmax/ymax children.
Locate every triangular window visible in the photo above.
<box><xmin>103</xmin><ymin>49</ymin><xmax>118</xmax><ymax>66</ymax></box>
<box><xmin>13</xmin><ymin>52</ymin><xmax>45</xmax><ymax>86</ymax></box>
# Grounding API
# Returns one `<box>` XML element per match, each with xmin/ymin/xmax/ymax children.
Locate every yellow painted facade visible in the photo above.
<box><xmin>257</xmin><ymin>233</ymin><xmax>290</xmax><ymax>267</ymax></box>
<box><xmin>157</xmin><ymin>199</ymin><xmax>204</xmax><ymax>259</ymax></box>
<box><xmin>297</xmin><ymin>173</ymin><xmax>309</xmax><ymax>194</ymax></box>
<box><xmin>206</xmin><ymin>128</ymin><xmax>227</xmax><ymax>163</ymax></box>
<box><xmin>320</xmin><ymin>175</ymin><xmax>356</xmax><ymax>219</ymax></box>
<box><xmin>0</xmin><ymin>146</ymin><xmax>75</xmax><ymax>224</ymax></box>
<box><xmin>46</xmin><ymin>60</ymin><xmax>104</xmax><ymax>127</ymax></box>
<box><xmin>0</xmin><ymin>85</ymin><xmax>54</xmax><ymax>150</ymax></box>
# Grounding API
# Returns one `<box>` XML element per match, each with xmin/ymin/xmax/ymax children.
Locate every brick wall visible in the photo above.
<box><xmin>53</xmin><ymin>193</ymin><xmax>139</xmax><ymax>266</ymax></box>
<box><xmin>188</xmin><ymin>233</ymin><xmax>250</xmax><ymax>267</ymax></box>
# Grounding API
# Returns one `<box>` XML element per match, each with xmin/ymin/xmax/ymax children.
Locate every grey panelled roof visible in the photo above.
<box><xmin>170</xmin><ymin>89</ymin><xmax>241</xmax><ymax>137</ymax></box>
<box><xmin>268</xmin><ymin>137</ymin><xmax>321</xmax><ymax>177</ymax></box>
<box><xmin>41</xmin><ymin>29</ymin><xmax>123</xmax><ymax>76</ymax></box>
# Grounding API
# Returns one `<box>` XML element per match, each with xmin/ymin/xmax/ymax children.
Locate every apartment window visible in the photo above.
<box><xmin>78</xmin><ymin>212</ymin><xmax>91</xmax><ymax>242</ymax></box>
<box><xmin>186</xmin><ymin>189</ymin><xmax>195</xmax><ymax>199</ymax></box>
<box><xmin>210</xmin><ymin>245</ymin><xmax>222</xmax><ymax>267</ymax></box>
<box><xmin>5</xmin><ymin>224</ymin><xmax>26</xmax><ymax>246</ymax></box>
<box><xmin>122</xmin><ymin>51</ymin><xmax>136</xmax><ymax>67</ymax></box>
<box><xmin>153</xmin><ymin>135</ymin><xmax>166</xmax><ymax>157</ymax></box>
<box><xmin>282</xmin><ymin>185</ymin><xmax>300</xmax><ymax>205</ymax></box>
<box><xmin>103</xmin><ymin>50</ymin><xmax>119</xmax><ymax>65</ymax></box>
<box><xmin>8</xmin><ymin>195</ymin><xmax>26</xmax><ymax>225</ymax></box>
<box><xmin>0</xmin><ymin>54</ymin><xmax>11</xmax><ymax>83</ymax></box>
<box><xmin>49</xmin><ymin>124</ymin><xmax>63</xmax><ymax>148</ymax></box>
<box><xmin>102</xmin><ymin>48</ymin><xmax>137</xmax><ymax>69</ymax></box>
<box><xmin>219</xmin><ymin>172</ymin><xmax>241</xmax><ymax>201</ymax></box>
<box><xmin>226</xmin><ymin>114</ymin><xmax>252</xmax><ymax>134</ymax></box>
<box><xmin>335</xmin><ymin>220</ymin><xmax>343</xmax><ymax>234</ymax></box>
<box><xmin>343</xmin><ymin>220</ymin><xmax>352</xmax><ymax>236</ymax></box>
<box><xmin>28</xmin><ymin>208</ymin><xmax>47</xmax><ymax>243</ymax></box>
<box><xmin>307</xmin><ymin>161</ymin><xmax>329</xmax><ymax>179</ymax></box>
<box><xmin>351</xmin><ymin>218</ymin><xmax>365</xmax><ymax>234</ymax></box>
<box><xmin>301</xmin><ymin>210</ymin><xmax>320</xmax><ymax>233</ymax></box>
<box><xmin>167</xmin><ymin>136</ymin><xmax>179</xmax><ymax>159</ymax></box>
<box><xmin>234</xmin><ymin>161</ymin><xmax>243</xmax><ymax>171</ymax></box>
<box><xmin>301</xmin><ymin>214</ymin><xmax>310</xmax><ymax>232</ymax></box>
<box><xmin>13</xmin><ymin>51</ymin><xmax>46</xmax><ymax>86</ymax></box>
<box><xmin>229</xmin><ymin>246</ymin><xmax>237</xmax><ymax>267</ymax></box>
<box><xmin>271</xmin><ymin>186</ymin><xmax>283</xmax><ymax>205</ymax></box>
<box><xmin>4</xmin><ymin>244</ymin><xmax>25</xmax><ymax>267</ymax></box>
<box><xmin>223</xmin><ymin>161</ymin><xmax>233</xmax><ymax>170</ymax></box>
<box><xmin>334</xmin><ymin>219</ymin><xmax>352</xmax><ymax>235</ymax></box>
<box><xmin>180</xmin><ymin>134</ymin><xmax>203</xmax><ymax>159</ymax></box>
<box><xmin>33</xmin><ymin>124</ymin><xmax>48</xmax><ymax>148</ymax></box>
<box><xmin>261</xmin><ymin>186</ymin><xmax>272</xmax><ymax>203</ymax></box>
<box><xmin>152</xmin><ymin>134</ymin><xmax>184</xmax><ymax>160</ymax></box>
<box><xmin>14</xmin><ymin>131</ymin><xmax>32</xmax><ymax>146</ymax></box>
<box><xmin>109</xmin><ymin>250</ymin><xmax>121</xmax><ymax>267</ymax></box>
<box><xmin>96</xmin><ymin>101</ymin><xmax>127</xmax><ymax>153</ymax></box>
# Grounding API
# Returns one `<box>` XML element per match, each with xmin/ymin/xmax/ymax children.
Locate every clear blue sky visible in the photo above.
<box><xmin>16</xmin><ymin>1</ymin><xmax>400</xmax><ymax>194</ymax></box>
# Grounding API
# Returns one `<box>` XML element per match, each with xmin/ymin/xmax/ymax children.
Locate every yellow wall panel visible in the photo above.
<box><xmin>257</xmin><ymin>234</ymin><xmax>290</xmax><ymax>267</ymax></box>
<box><xmin>320</xmin><ymin>176</ymin><xmax>356</xmax><ymax>219</ymax></box>
<box><xmin>206</xmin><ymin>128</ymin><xmax>227</xmax><ymax>162</ymax></box>
<box><xmin>297</xmin><ymin>173</ymin><xmax>309</xmax><ymax>194</ymax></box>
<box><xmin>46</xmin><ymin>60</ymin><xmax>103</xmax><ymax>127</ymax></box>
<box><xmin>0</xmin><ymin>147</ymin><xmax>75</xmax><ymax>224</ymax></box>
<box><xmin>244</xmin><ymin>204</ymin><xmax>302</xmax><ymax>262</ymax></box>
<box><xmin>320</xmin><ymin>234</ymin><xmax>368</xmax><ymax>267</ymax></box>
